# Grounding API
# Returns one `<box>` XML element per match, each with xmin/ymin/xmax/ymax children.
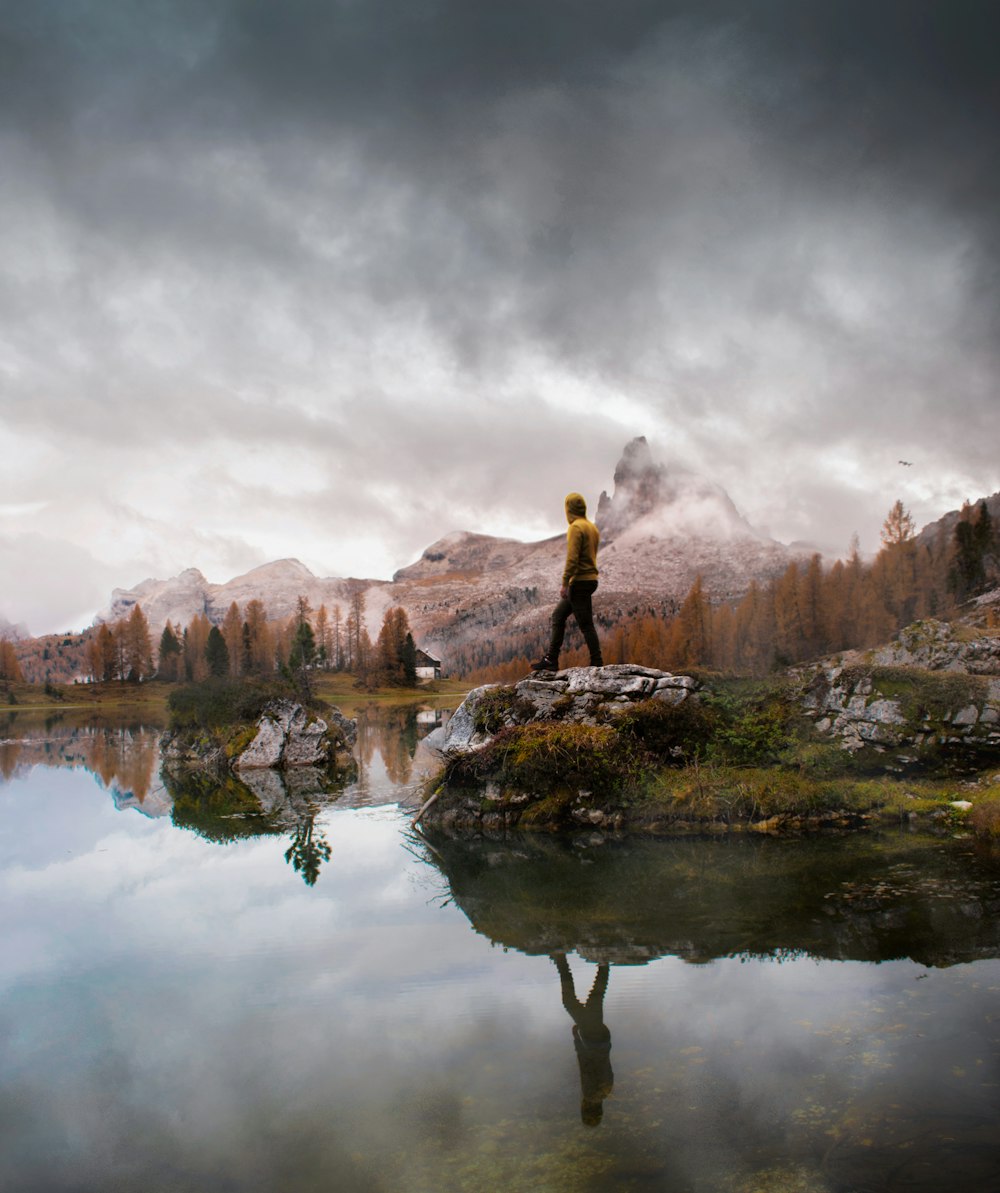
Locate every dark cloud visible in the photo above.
<box><xmin>1</xmin><ymin>1</ymin><xmax>999</xmax><ymax>629</ymax></box>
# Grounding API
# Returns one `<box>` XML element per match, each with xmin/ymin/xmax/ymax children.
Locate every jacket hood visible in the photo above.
<box><xmin>565</xmin><ymin>492</ymin><xmax>587</xmax><ymax>522</ymax></box>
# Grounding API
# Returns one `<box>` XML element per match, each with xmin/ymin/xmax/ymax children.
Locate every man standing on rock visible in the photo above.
<box><xmin>532</xmin><ymin>492</ymin><xmax>603</xmax><ymax>671</ymax></box>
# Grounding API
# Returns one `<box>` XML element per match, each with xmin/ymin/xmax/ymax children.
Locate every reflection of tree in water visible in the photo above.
<box><xmin>84</xmin><ymin>726</ymin><xmax>157</xmax><ymax>802</ymax></box>
<box><xmin>0</xmin><ymin>737</ymin><xmax>22</xmax><ymax>781</ymax></box>
<box><xmin>0</xmin><ymin>715</ymin><xmax>159</xmax><ymax>801</ymax></box>
<box><xmin>284</xmin><ymin>807</ymin><xmax>332</xmax><ymax>887</ymax></box>
<box><xmin>353</xmin><ymin>705</ymin><xmax>421</xmax><ymax>790</ymax></box>
<box><xmin>164</xmin><ymin>768</ymin><xmax>334</xmax><ymax>886</ymax></box>
<box><xmin>354</xmin><ymin>709</ymin><xmax>378</xmax><ymax>771</ymax></box>
<box><xmin>377</xmin><ymin>706</ymin><xmax>419</xmax><ymax>786</ymax></box>
<box><xmin>552</xmin><ymin>953</ymin><xmax>614</xmax><ymax>1126</ymax></box>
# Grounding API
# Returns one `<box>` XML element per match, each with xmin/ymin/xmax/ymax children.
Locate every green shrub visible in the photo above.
<box><xmin>167</xmin><ymin>677</ymin><xmax>297</xmax><ymax>733</ymax></box>
<box><xmin>449</xmin><ymin>721</ymin><xmax>647</xmax><ymax>798</ymax></box>
<box><xmin>615</xmin><ymin>697</ymin><xmax>718</xmax><ymax>763</ymax></box>
<box><xmin>699</xmin><ymin>683</ymin><xmax>796</xmax><ymax>765</ymax></box>
<box><xmin>971</xmin><ymin>788</ymin><xmax>1000</xmax><ymax>839</ymax></box>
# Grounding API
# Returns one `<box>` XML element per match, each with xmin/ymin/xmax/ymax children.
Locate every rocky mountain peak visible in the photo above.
<box><xmin>596</xmin><ymin>436</ymin><xmax>766</xmax><ymax>544</ymax></box>
<box><xmin>241</xmin><ymin>558</ymin><xmax>315</xmax><ymax>582</ymax></box>
<box><xmin>393</xmin><ymin>531</ymin><xmax>540</xmax><ymax>582</ymax></box>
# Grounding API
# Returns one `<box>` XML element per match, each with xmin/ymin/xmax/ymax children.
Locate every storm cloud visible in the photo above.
<box><xmin>2</xmin><ymin>0</ymin><xmax>999</xmax><ymax>631</ymax></box>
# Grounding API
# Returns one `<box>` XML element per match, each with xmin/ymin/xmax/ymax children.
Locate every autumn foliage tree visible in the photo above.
<box><xmin>86</xmin><ymin>624</ymin><xmax>117</xmax><ymax>682</ymax></box>
<box><xmin>183</xmin><ymin>614</ymin><xmax>211</xmax><ymax>682</ymax></box>
<box><xmin>374</xmin><ymin>606</ymin><xmax>418</xmax><ymax>686</ymax></box>
<box><xmin>0</xmin><ymin>640</ymin><xmax>23</xmax><ymax>682</ymax></box>
<box><xmin>123</xmin><ymin>605</ymin><xmax>154</xmax><ymax>680</ymax></box>
<box><xmin>221</xmin><ymin>602</ymin><xmax>243</xmax><ymax>676</ymax></box>
<box><xmin>243</xmin><ymin>599</ymin><xmax>272</xmax><ymax>675</ymax></box>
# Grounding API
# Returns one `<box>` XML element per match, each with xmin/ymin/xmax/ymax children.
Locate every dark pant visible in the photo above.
<box><xmin>548</xmin><ymin>580</ymin><xmax>602</xmax><ymax>664</ymax></box>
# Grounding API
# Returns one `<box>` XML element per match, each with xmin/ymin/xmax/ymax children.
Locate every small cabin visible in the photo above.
<box><xmin>414</xmin><ymin>648</ymin><xmax>441</xmax><ymax>681</ymax></box>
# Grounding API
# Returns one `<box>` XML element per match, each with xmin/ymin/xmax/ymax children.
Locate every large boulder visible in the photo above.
<box><xmin>440</xmin><ymin>664</ymin><xmax>698</xmax><ymax>756</ymax></box>
<box><xmin>233</xmin><ymin>699</ymin><xmax>355</xmax><ymax>771</ymax></box>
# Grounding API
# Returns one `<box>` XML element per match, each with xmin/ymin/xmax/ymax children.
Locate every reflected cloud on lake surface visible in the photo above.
<box><xmin>2</xmin><ymin>710</ymin><xmax>1000</xmax><ymax>1190</ymax></box>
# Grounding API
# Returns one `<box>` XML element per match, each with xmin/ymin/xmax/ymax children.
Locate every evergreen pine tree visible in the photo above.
<box><xmin>402</xmin><ymin>632</ymin><xmax>418</xmax><ymax>686</ymax></box>
<box><xmin>157</xmin><ymin>624</ymin><xmax>182</xmax><ymax>682</ymax></box>
<box><xmin>205</xmin><ymin>626</ymin><xmax>230</xmax><ymax>678</ymax></box>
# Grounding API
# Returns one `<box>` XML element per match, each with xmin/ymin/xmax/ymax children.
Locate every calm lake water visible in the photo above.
<box><xmin>3</xmin><ymin>708</ymin><xmax>1000</xmax><ymax>1193</ymax></box>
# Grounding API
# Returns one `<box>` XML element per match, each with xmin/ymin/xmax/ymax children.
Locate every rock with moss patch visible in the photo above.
<box><xmin>441</xmin><ymin>664</ymin><xmax>698</xmax><ymax>756</ymax></box>
<box><xmin>798</xmin><ymin>616</ymin><xmax>1000</xmax><ymax>759</ymax></box>
<box><xmin>871</xmin><ymin>618</ymin><xmax>1000</xmax><ymax>674</ymax></box>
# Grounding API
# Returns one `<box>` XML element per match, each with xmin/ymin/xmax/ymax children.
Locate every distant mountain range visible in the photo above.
<box><xmin>98</xmin><ymin>438</ymin><xmax>806</xmax><ymax>665</ymax></box>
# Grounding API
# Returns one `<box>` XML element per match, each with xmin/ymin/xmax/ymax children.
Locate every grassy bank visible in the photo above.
<box><xmin>437</xmin><ymin>753</ymin><xmax>996</xmax><ymax>835</ymax></box>
<box><xmin>311</xmin><ymin>673</ymin><xmax>471</xmax><ymax>714</ymax></box>
<box><xmin>1</xmin><ymin>673</ymin><xmax>471</xmax><ymax>718</ymax></box>
<box><xmin>1</xmin><ymin>679</ymin><xmax>173</xmax><ymax>716</ymax></box>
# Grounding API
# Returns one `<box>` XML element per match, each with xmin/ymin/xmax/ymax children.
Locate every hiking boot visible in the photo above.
<box><xmin>589</xmin><ymin>658</ymin><xmax>604</xmax><ymax>668</ymax></box>
<box><xmin>531</xmin><ymin>655</ymin><xmax>559</xmax><ymax>672</ymax></box>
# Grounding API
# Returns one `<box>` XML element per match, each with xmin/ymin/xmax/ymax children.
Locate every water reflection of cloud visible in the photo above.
<box><xmin>4</xmin><ymin>768</ymin><xmax>1000</xmax><ymax>1189</ymax></box>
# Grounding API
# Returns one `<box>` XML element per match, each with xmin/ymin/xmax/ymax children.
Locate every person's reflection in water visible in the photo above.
<box><xmin>551</xmin><ymin>953</ymin><xmax>614</xmax><ymax>1126</ymax></box>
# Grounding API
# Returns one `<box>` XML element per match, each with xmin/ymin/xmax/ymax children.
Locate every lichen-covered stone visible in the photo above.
<box><xmin>235</xmin><ymin>712</ymin><xmax>287</xmax><ymax>768</ymax></box>
<box><xmin>953</xmin><ymin>705</ymin><xmax>980</xmax><ymax>727</ymax></box>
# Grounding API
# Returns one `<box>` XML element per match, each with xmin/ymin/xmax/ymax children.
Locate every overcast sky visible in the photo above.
<box><xmin>2</xmin><ymin>0</ymin><xmax>999</xmax><ymax>634</ymax></box>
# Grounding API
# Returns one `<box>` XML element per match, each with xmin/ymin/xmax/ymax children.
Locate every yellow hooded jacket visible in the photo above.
<box><xmin>562</xmin><ymin>493</ymin><xmax>600</xmax><ymax>589</ymax></box>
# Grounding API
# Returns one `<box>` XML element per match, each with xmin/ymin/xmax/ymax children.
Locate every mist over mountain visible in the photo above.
<box><xmin>0</xmin><ymin>617</ymin><xmax>29</xmax><ymax>642</ymax></box>
<box><xmin>596</xmin><ymin>437</ymin><xmax>767</xmax><ymax>545</ymax></box>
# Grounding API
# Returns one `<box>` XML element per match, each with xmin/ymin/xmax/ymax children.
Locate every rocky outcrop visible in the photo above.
<box><xmin>235</xmin><ymin>700</ymin><xmax>332</xmax><ymax>770</ymax></box>
<box><xmin>439</xmin><ymin>664</ymin><xmax>699</xmax><ymax>756</ymax></box>
<box><xmin>161</xmin><ymin>700</ymin><xmax>356</xmax><ymax>773</ymax></box>
<box><xmin>868</xmin><ymin>617</ymin><xmax>1000</xmax><ymax>673</ymax></box>
<box><xmin>798</xmin><ymin>618</ymin><xmax>1000</xmax><ymax>757</ymax></box>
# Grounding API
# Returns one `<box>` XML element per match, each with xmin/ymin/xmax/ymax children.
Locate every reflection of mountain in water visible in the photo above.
<box><xmin>418</xmin><ymin>830</ymin><xmax>1000</xmax><ymax>968</ymax></box>
<box><xmin>0</xmin><ymin>714</ymin><xmax>168</xmax><ymax>816</ymax></box>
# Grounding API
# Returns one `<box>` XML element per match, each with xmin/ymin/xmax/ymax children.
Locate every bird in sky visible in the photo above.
<box><xmin>898</xmin><ymin>460</ymin><xmax>913</xmax><ymax>466</ymax></box>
